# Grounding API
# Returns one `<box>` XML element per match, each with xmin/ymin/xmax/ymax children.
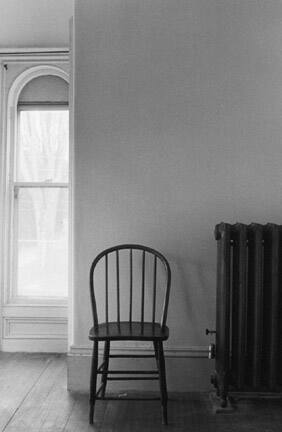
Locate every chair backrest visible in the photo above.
<box><xmin>90</xmin><ymin>244</ymin><xmax>171</xmax><ymax>330</ymax></box>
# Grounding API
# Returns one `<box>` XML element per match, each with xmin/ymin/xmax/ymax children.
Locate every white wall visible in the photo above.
<box><xmin>70</xmin><ymin>0</ymin><xmax>282</xmax><ymax>391</ymax></box>
<box><xmin>0</xmin><ymin>0</ymin><xmax>73</xmax><ymax>48</ymax></box>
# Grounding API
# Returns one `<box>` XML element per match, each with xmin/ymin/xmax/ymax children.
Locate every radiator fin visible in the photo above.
<box><xmin>215</xmin><ymin>222</ymin><xmax>282</xmax><ymax>393</ymax></box>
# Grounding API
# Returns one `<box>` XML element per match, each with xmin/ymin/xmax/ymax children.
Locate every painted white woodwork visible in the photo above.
<box><xmin>0</xmin><ymin>50</ymin><xmax>70</xmax><ymax>352</ymax></box>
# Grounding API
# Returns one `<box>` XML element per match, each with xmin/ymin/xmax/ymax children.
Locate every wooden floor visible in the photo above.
<box><xmin>1</xmin><ymin>353</ymin><xmax>282</xmax><ymax>431</ymax></box>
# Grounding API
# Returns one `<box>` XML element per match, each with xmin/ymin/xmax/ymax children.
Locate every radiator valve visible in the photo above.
<box><xmin>205</xmin><ymin>328</ymin><xmax>216</xmax><ymax>335</ymax></box>
<box><xmin>208</xmin><ymin>343</ymin><xmax>216</xmax><ymax>359</ymax></box>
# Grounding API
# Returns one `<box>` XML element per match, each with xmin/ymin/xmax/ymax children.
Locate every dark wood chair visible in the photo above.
<box><xmin>88</xmin><ymin>244</ymin><xmax>171</xmax><ymax>425</ymax></box>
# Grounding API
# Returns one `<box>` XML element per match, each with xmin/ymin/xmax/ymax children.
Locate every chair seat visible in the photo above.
<box><xmin>89</xmin><ymin>321</ymin><xmax>169</xmax><ymax>341</ymax></box>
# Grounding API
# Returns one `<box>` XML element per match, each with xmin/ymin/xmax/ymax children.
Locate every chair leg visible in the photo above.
<box><xmin>157</xmin><ymin>341</ymin><xmax>168</xmax><ymax>425</ymax></box>
<box><xmin>101</xmin><ymin>340</ymin><xmax>110</xmax><ymax>398</ymax></box>
<box><xmin>89</xmin><ymin>340</ymin><xmax>99</xmax><ymax>425</ymax></box>
<box><xmin>153</xmin><ymin>341</ymin><xmax>159</xmax><ymax>363</ymax></box>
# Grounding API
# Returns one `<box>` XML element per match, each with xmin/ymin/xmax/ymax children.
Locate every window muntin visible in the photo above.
<box><xmin>13</xmin><ymin>106</ymin><xmax>69</xmax><ymax>299</ymax></box>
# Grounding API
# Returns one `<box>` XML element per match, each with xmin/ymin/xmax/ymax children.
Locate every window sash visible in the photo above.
<box><xmin>12</xmin><ymin>186</ymin><xmax>69</xmax><ymax>301</ymax></box>
<box><xmin>10</xmin><ymin>105</ymin><xmax>69</xmax><ymax>302</ymax></box>
<box><xmin>18</xmin><ymin>102</ymin><xmax>68</xmax><ymax>110</ymax></box>
<box><xmin>14</xmin><ymin>183</ymin><xmax>68</xmax><ymax>198</ymax></box>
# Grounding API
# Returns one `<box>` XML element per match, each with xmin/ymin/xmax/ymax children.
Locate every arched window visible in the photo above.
<box><xmin>14</xmin><ymin>75</ymin><xmax>69</xmax><ymax>298</ymax></box>
<box><xmin>6</xmin><ymin>67</ymin><xmax>69</xmax><ymax>302</ymax></box>
<box><xmin>0</xmin><ymin>59</ymin><xmax>69</xmax><ymax>352</ymax></box>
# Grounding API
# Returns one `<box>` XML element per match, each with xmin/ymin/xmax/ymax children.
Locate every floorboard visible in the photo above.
<box><xmin>1</xmin><ymin>354</ymin><xmax>282</xmax><ymax>431</ymax></box>
<box><xmin>0</xmin><ymin>353</ymin><xmax>54</xmax><ymax>431</ymax></box>
<box><xmin>4</xmin><ymin>355</ymin><xmax>73</xmax><ymax>432</ymax></box>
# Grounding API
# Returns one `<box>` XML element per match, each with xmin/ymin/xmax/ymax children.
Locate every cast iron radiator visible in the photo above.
<box><xmin>208</xmin><ymin>222</ymin><xmax>282</xmax><ymax>406</ymax></box>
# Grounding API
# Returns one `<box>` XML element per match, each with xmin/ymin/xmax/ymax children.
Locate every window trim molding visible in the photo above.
<box><xmin>2</xmin><ymin>64</ymin><xmax>70</xmax><ymax>307</ymax></box>
<box><xmin>7</xmin><ymin>65</ymin><xmax>69</xmax><ymax>110</ymax></box>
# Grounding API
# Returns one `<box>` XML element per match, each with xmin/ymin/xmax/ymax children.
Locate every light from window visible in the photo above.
<box><xmin>14</xmin><ymin>109</ymin><xmax>69</xmax><ymax>298</ymax></box>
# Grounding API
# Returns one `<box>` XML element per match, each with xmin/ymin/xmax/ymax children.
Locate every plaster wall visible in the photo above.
<box><xmin>0</xmin><ymin>0</ymin><xmax>73</xmax><ymax>48</ymax></box>
<box><xmin>70</xmin><ymin>0</ymin><xmax>282</xmax><ymax>391</ymax></box>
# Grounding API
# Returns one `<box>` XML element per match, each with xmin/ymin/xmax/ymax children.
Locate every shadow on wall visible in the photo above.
<box><xmin>168</xmin><ymin>251</ymin><xmax>216</xmax><ymax>346</ymax></box>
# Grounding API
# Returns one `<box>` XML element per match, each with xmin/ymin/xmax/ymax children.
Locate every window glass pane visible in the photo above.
<box><xmin>17</xmin><ymin>110</ymin><xmax>69</xmax><ymax>182</ymax></box>
<box><xmin>15</xmin><ymin>187</ymin><xmax>68</xmax><ymax>297</ymax></box>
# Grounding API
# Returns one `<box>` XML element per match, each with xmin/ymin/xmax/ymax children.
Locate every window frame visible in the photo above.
<box><xmin>0</xmin><ymin>58</ymin><xmax>71</xmax><ymax>353</ymax></box>
<box><xmin>10</xmin><ymin>103</ymin><xmax>69</xmax><ymax>304</ymax></box>
<box><xmin>2</xmin><ymin>65</ymin><xmax>70</xmax><ymax>308</ymax></box>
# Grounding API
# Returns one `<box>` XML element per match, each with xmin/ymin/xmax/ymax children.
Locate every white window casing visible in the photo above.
<box><xmin>0</xmin><ymin>53</ymin><xmax>71</xmax><ymax>352</ymax></box>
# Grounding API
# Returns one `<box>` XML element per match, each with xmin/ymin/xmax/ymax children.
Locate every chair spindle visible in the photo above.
<box><xmin>152</xmin><ymin>255</ymin><xmax>157</xmax><ymax>324</ymax></box>
<box><xmin>105</xmin><ymin>254</ymin><xmax>108</xmax><ymax>324</ymax></box>
<box><xmin>129</xmin><ymin>249</ymin><xmax>133</xmax><ymax>323</ymax></box>
<box><xmin>141</xmin><ymin>251</ymin><xmax>145</xmax><ymax>324</ymax></box>
<box><xmin>116</xmin><ymin>250</ymin><xmax>120</xmax><ymax>323</ymax></box>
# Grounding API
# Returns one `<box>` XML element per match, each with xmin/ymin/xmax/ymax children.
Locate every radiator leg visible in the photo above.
<box><xmin>217</xmin><ymin>371</ymin><xmax>228</xmax><ymax>408</ymax></box>
<box><xmin>209</xmin><ymin>370</ymin><xmax>235</xmax><ymax>413</ymax></box>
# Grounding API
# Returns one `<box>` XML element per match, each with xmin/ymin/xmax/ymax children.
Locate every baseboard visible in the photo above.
<box><xmin>69</xmin><ymin>344</ymin><xmax>209</xmax><ymax>357</ymax></box>
<box><xmin>230</xmin><ymin>391</ymin><xmax>282</xmax><ymax>399</ymax></box>
<box><xmin>1</xmin><ymin>337</ymin><xmax>67</xmax><ymax>352</ymax></box>
<box><xmin>67</xmin><ymin>344</ymin><xmax>214</xmax><ymax>392</ymax></box>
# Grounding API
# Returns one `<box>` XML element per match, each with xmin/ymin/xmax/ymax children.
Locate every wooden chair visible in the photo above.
<box><xmin>88</xmin><ymin>244</ymin><xmax>171</xmax><ymax>425</ymax></box>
